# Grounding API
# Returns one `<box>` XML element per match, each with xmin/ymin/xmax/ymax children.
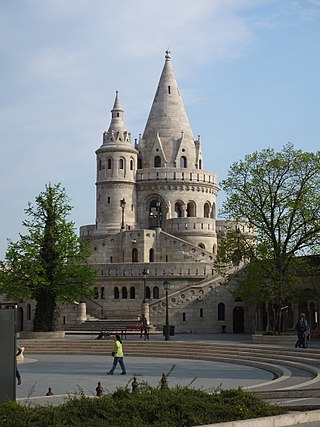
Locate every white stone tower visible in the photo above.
<box><xmin>95</xmin><ymin>91</ymin><xmax>138</xmax><ymax>235</ymax></box>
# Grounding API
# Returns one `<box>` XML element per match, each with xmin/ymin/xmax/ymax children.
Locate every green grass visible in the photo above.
<box><xmin>0</xmin><ymin>386</ymin><xmax>286</xmax><ymax>427</ymax></box>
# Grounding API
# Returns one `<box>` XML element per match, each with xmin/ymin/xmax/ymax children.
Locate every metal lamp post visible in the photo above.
<box><xmin>120</xmin><ymin>198</ymin><xmax>126</xmax><ymax>230</ymax></box>
<box><xmin>142</xmin><ymin>267</ymin><xmax>149</xmax><ymax>303</ymax></box>
<box><xmin>163</xmin><ymin>280</ymin><xmax>170</xmax><ymax>341</ymax></box>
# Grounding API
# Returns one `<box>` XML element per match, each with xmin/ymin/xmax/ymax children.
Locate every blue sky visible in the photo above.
<box><xmin>0</xmin><ymin>0</ymin><xmax>319</xmax><ymax>259</ymax></box>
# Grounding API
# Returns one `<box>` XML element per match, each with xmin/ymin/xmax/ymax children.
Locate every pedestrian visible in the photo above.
<box><xmin>107</xmin><ymin>334</ymin><xmax>126</xmax><ymax>375</ymax></box>
<box><xmin>295</xmin><ymin>313</ymin><xmax>310</xmax><ymax>349</ymax></box>
<box><xmin>16</xmin><ymin>346</ymin><xmax>22</xmax><ymax>385</ymax></box>
<box><xmin>140</xmin><ymin>314</ymin><xmax>149</xmax><ymax>340</ymax></box>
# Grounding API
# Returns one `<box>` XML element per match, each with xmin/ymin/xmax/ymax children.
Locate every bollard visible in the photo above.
<box><xmin>131</xmin><ymin>376</ymin><xmax>139</xmax><ymax>393</ymax></box>
<box><xmin>160</xmin><ymin>373</ymin><xmax>168</xmax><ymax>390</ymax></box>
<box><xmin>96</xmin><ymin>381</ymin><xmax>103</xmax><ymax>397</ymax></box>
<box><xmin>46</xmin><ymin>387</ymin><xmax>53</xmax><ymax>396</ymax></box>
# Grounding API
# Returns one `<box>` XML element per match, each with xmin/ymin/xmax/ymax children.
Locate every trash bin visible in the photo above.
<box><xmin>163</xmin><ymin>325</ymin><xmax>175</xmax><ymax>336</ymax></box>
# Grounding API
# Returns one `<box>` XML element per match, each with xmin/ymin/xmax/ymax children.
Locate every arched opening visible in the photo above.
<box><xmin>122</xmin><ymin>287</ymin><xmax>128</xmax><ymax>299</ymax></box>
<box><xmin>137</xmin><ymin>158</ymin><xmax>142</xmax><ymax>169</ymax></box>
<box><xmin>130</xmin><ymin>287</ymin><xmax>135</xmax><ymax>299</ymax></box>
<box><xmin>204</xmin><ymin>203</ymin><xmax>210</xmax><ymax>218</ymax></box>
<box><xmin>130</xmin><ymin>159</ymin><xmax>134</xmax><ymax>170</ymax></box>
<box><xmin>119</xmin><ymin>158</ymin><xmax>124</xmax><ymax>169</ymax></box>
<box><xmin>198</xmin><ymin>243</ymin><xmax>205</xmax><ymax>249</ymax></box>
<box><xmin>114</xmin><ymin>287</ymin><xmax>119</xmax><ymax>299</ymax></box>
<box><xmin>149</xmin><ymin>248</ymin><xmax>155</xmax><ymax>262</ymax></box>
<box><xmin>94</xmin><ymin>287</ymin><xmax>99</xmax><ymax>299</ymax></box>
<box><xmin>210</xmin><ymin>202</ymin><xmax>216</xmax><ymax>219</ymax></box>
<box><xmin>27</xmin><ymin>303</ymin><xmax>32</xmax><ymax>321</ymax></box>
<box><xmin>233</xmin><ymin>307</ymin><xmax>244</xmax><ymax>333</ymax></box>
<box><xmin>132</xmin><ymin>248</ymin><xmax>139</xmax><ymax>262</ymax></box>
<box><xmin>101</xmin><ymin>287</ymin><xmax>105</xmax><ymax>299</ymax></box>
<box><xmin>218</xmin><ymin>303</ymin><xmax>225</xmax><ymax>321</ymax></box>
<box><xmin>199</xmin><ymin>159</ymin><xmax>202</xmax><ymax>169</ymax></box>
<box><xmin>107</xmin><ymin>158</ymin><xmax>112</xmax><ymax>169</ymax></box>
<box><xmin>149</xmin><ymin>199</ymin><xmax>162</xmax><ymax>229</ymax></box>
<box><xmin>146</xmin><ymin>286</ymin><xmax>151</xmax><ymax>299</ymax></box>
<box><xmin>174</xmin><ymin>202</ymin><xmax>183</xmax><ymax>218</ymax></box>
<box><xmin>180</xmin><ymin>156</ymin><xmax>187</xmax><ymax>168</ymax></box>
<box><xmin>153</xmin><ymin>286</ymin><xmax>159</xmax><ymax>299</ymax></box>
<box><xmin>187</xmin><ymin>201</ymin><xmax>196</xmax><ymax>217</ymax></box>
<box><xmin>154</xmin><ymin>156</ymin><xmax>161</xmax><ymax>167</ymax></box>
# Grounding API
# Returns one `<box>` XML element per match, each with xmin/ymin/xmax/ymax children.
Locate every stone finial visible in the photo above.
<box><xmin>165</xmin><ymin>49</ymin><xmax>171</xmax><ymax>60</ymax></box>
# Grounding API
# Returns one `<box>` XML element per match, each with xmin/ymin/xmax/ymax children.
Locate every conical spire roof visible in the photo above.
<box><xmin>142</xmin><ymin>50</ymin><xmax>194</xmax><ymax>143</ymax></box>
<box><xmin>103</xmin><ymin>91</ymin><xmax>131</xmax><ymax>145</ymax></box>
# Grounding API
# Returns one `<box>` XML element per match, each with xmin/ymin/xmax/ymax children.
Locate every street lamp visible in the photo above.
<box><xmin>163</xmin><ymin>279</ymin><xmax>170</xmax><ymax>341</ymax></box>
<box><xmin>120</xmin><ymin>198</ymin><xmax>126</xmax><ymax>230</ymax></box>
<box><xmin>142</xmin><ymin>267</ymin><xmax>149</xmax><ymax>303</ymax></box>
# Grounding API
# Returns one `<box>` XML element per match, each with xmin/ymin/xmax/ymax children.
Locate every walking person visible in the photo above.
<box><xmin>140</xmin><ymin>314</ymin><xmax>149</xmax><ymax>340</ymax></box>
<box><xmin>107</xmin><ymin>334</ymin><xmax>126</xmax><ymax>375</ymax></box>
<box><xmin>295</xmin><ymin>313</ymin><xmax>310</xmax><ymax>348</ymax></box>
<box><xmin>16</xmin><ymin>346</ymin><xmax>22</xmax><ymax>385</ymax></box>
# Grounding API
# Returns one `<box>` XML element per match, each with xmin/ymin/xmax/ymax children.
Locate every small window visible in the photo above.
<box><xmin>183</xmin><ymin>312</ymin><xmax>186</xmax><ymax>321</ymax></box>
<box><xmin>200</xmin><ymin>308</ymin><xmax>204</xmax><ymax>318</ymax></box>
<box><xmin>154</xmin><ymin>156</ymin><xmax>161</xmax><ymax>167</ymax></box>
<box><xmin>122</xmin><ymin>287</ymin><xmax>128</xmax><ymax>299</ymax></box>
<box><xmin>204</xmin><ymin>203</ymin><xmax>210</xmax><ymax>218</ymax></box>
<box><xmin>27</xmin><ymin>304</ymin><xmax>31</xmax><ymax>321</ymax></box>
<box><xmin>130</xmin><ymin>287</ymin><xmax>135</xmax><ymax>299</ymax></box>
<box><xmin>218</xmin><ymin>303</ymin><xmax>225</xmax><ymax>321</ymax></box>
<box><xmin>107</xmin><ymin>197</ymin><xmax>110</xmax><ymax>204</ymax></box>
<box><xmin>114</xmin><ymin>287</ymin><xmax>119</xmax><ymax>299</ymax></box>
<box><xmin>149</xmin><ymin>248</ymin><xmax>155</xmax><ymax>262</ymax></box>
<box><xmin>180</xmin><ymin>156</ymin><xmax>187</xmax><ymax>168</ymax></box>
<box><xmin>107</xmin><ymin>158</ymin><xmax>112</xmax><ymax>169</ymax></box>
<box><xmin>101</xmin><ymin>287</ymin><xmax>105</xmax><ymax>299</ymax></box>
<box><xmin>168</xmin><ymin>85</ymin><xmax>171</xmax><ymax>94</ymax></box>
<box><xmin>153</xmin><ymin>286</ymin><xmax>159</xmax><ymax>299</ymax></box>
<box><xmin>130</xmin><ymin>159</ymin><xmax>134</xmax><ymax>170</ymax></box>
<box><xmin>94</xmin><ymin>287</ymin><xmax>99</xmax><ymax>299</ymax></box>
<box><xmin>99</xmin><ymin>160</ymin><xmax>102</xmax><ymax>170</ymax></box>
<box><xmin>175</xmin><ymin>202</ymin><xmax>183</xmax><ymax>218</ymax></box>
<box><xmin>119</xmin><ymin>159</ymin><xmax>124</xmax><ymax>169</ymax></box>
<box><xmin>132</xmin><ymin>248</ymin><xmax>139</xmax><ymax>262</ymax></box>
<box><xmin>146</xmin><ymin>286</ymin><xmax>151</xmax><ymax>299</ymax></box>
<box><xmin>138</xmin><ymin>158</ymin><xmax>142</xmax><ymax>169</ymax></box>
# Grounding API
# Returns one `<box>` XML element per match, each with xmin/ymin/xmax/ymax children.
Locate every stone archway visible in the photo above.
<box><xmin>233</xmin><ymin>306</ymin><xmax>244</xmax><ymax>333</ymax></box>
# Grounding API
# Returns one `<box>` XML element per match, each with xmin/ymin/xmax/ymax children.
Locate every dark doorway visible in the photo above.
<box><xmin>17</xmin><ymin>307</ymin><xmax>24</xmax><ymax>332</ymax></box>
<box><xmin>233</xmin><ymin>306</ymin><xmax>244</xmax><ymax>333</ymax></box>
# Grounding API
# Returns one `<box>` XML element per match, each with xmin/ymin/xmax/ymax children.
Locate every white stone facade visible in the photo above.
<box><xmin>80</xmin><ymin>51</ymin><xmax>247</xmax><ymax>334</ymax></box>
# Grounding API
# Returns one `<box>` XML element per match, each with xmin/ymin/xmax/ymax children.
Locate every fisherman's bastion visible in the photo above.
<box><xmin>10</xmin><ymin>51</ymin><xmax>315</xmax><ymax>336</ymax></box>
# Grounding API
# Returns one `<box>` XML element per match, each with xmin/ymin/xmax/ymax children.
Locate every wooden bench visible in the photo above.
<box><xmin>122</xmin><ymin>324</ymin><xmax>150</xmax><ymax>340</ymax></box>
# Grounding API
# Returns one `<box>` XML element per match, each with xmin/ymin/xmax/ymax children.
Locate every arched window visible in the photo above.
<box><xmin>187</xmin><ymin>201</ymin><xmax>196</xmax><ymax>217</ymax></box>
<box><xmin>132</xmin><ymin>248</ymin><xmax>139</xmax><ymax>262</ymax></box>
<box><xmin>94</xmin><ymin>287</ymin><xmax>98</xmax><ymax>299</ymax></box>
<box><xmin>114</xmin><ymin>287</ymin><xmax>119</xmax><ymax>299</ymax></box>
<box><xmin>130</xmin><ymin>287</ymin><xmax>135</xmax><ymax>299</ymax></box>
<box><xmin>199</xmin><ymin>159</ymin><xmax>202</xmax><ymax>169</ymax></box>
<box><xmin>153</xmin><ymin>286</ymin><xmax>159</xmax><ymax>299</ymax></box>
<box><xmin>211</xmin><ymin>202</ymin><xmax>216</xmax><ymax>219</ymax></box>
<box><xmin>154</xmin><ymin>156</ymin><xmax>161</xmax><ymax>167</ymax></box>
<box><xmin>27</xmin><ymin>303</ymin><xmax>31</xmax><ymax>321</ymax></box>
<box><xmin>149</xmin><ymin>199</ymin><xmax>162</xmax><ymax>229</ymax></box>
<box><xmin>119</xmin><ymin>158</ymin><xmax>124</xmax><ymax>169</ymax></box>
<box><xmin>180</xmin><ymin>156</ymin><xmax>187</xmax><ymax>168</ymax></box>
<box><xmin>107</xmin><ymin>158</ymin><xmax>112</xmax><ymax>169</ymax></box>
<box><xmin>149</xmin><ymin>248</ymin><xmax>155</xmax><ymax>262</ymax></box>
<box><xmin>218</xmin><ymin>303</ymin><xmax>225</xmax><ymax>321</ymax></box>
<box><xmin>101</xmin><ymin>287</ymin><xmax>105</xmax><ymax>299</ymax></box>
<box><xmin>175</xmin><ymin>202</ymin><xmax>183</xmax><ymax>218</ymax></box>
<box><xmin>137</xmin><ymin>158</ymin><xmax>142</xmax><ymax>169</ymax></box>
<box><xmin>122</xmin><ymin>287</ymin><xmax>128</xmax><ymax>299</ymax></box>
<box><xmin>198</xmin><ymin>243</ymin><xmax>205</xmax><ymax>249</ymax></box>
<box><xmin>204</xmin><ymin>203</ymin><xmax>210</xmax><ymax>218</ymax></box>
<box><xmin>130</xmin><ymin>159</ymin><xmax>134</xmax><ymax>170</ymax></box>
<box><xmin>146</xmin><ymin>286</ymin><xmax>151</xmax><ymax>299</ymax></box>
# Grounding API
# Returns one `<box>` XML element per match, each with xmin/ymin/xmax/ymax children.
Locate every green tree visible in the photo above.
<box><xmin>218</xmin><ymin>144</ymin><xmax>320</xmax><ymax>331</ymax></box>
<box><xmin>0</xmin><ymin>183</ymin><xmax>95</xmax><ymax>331</ymax></box>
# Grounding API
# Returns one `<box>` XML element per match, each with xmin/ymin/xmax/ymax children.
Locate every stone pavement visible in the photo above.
<box><xmin>15</xmin><ymin>333</ymin><xmax>320</xmax><ymax>426</ymax></box>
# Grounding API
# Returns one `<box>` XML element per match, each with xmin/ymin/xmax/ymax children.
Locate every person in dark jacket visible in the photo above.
<box><xmin>295</xmin><ymin>313</ymin><xmax>310</xmax><ymax>348</ymax></box>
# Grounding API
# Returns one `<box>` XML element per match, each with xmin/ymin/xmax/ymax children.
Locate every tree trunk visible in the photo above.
<box><xmin>33</xmin><ymin>288</ymin><xmax>56</xmax><ymax>331</ymax></box>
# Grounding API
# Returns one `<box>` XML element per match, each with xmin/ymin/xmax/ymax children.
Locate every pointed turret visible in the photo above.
<box><xmin>139</xmin><ymin>50</ymin><xmax>198</xmax><ymax>169</ymax></box>
<box><xmin>102</xmin><ymin>91</ymin><xmax>131</xmax><ymax>145</ymax></box>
